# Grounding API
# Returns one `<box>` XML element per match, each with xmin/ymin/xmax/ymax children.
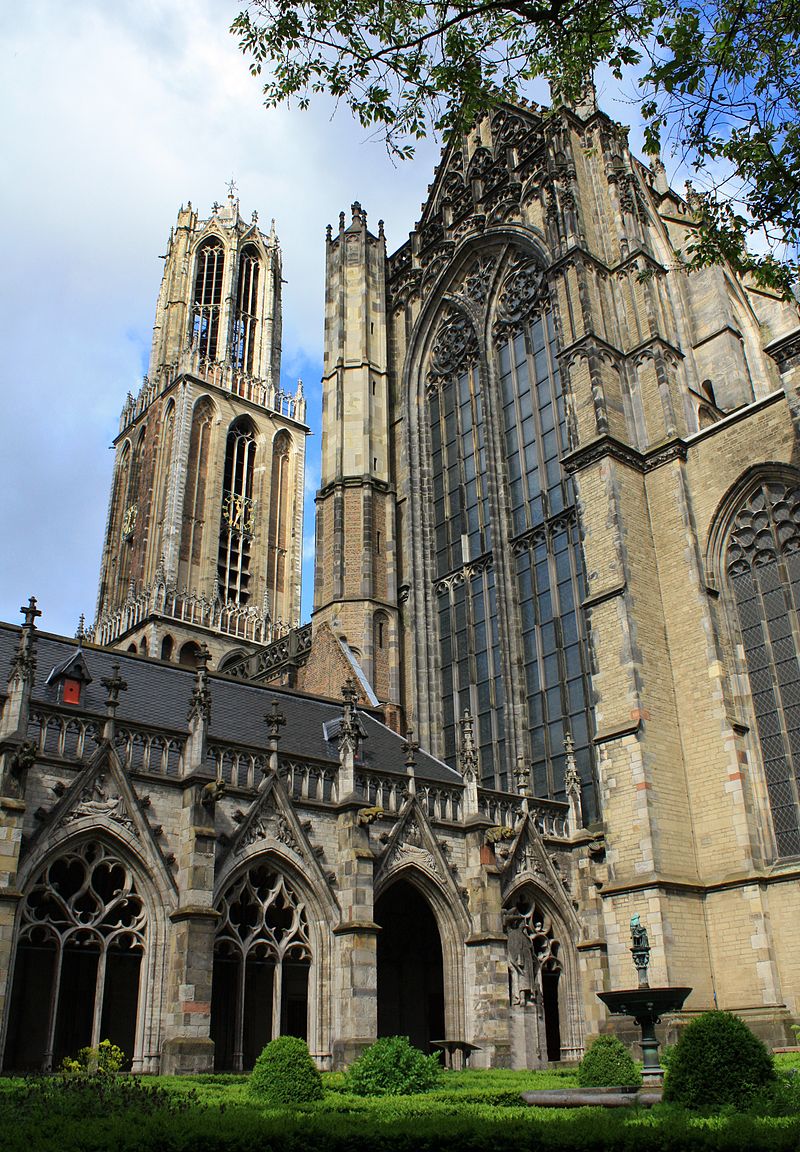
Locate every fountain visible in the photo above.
<box><xmin>521</xmin><ymin>914</ymin><xmax>691</xmax><ymax>1107</ymax></box>
<box><xmin>597</xmin><ymin>914</ymin><xmax>692</xmax><ymax>1086</ymax></box>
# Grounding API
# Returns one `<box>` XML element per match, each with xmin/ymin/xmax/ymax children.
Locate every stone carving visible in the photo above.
<box><xmin>458</xmin><ymin>256</ymin><xmax>497</xmax><ymax>306</ymax></box>
<box><xmin>62</xmin><ymin>772</ymin><xmax>137</xmax><ymax>835</ymax></box>
<box><xmin>503</xmin><ymin>901</ymin><xmax>561</xmax><ymax>1010</ymax></box>
<box><xmin>428</xmin><ymin>308</ymin><xmax>478</xmax><ymax>383</ymax></box>
<box><xmin>357</xmin><ymin>806</ymin><xmax>384</xmax><ymax>826</ymax></box>
<box><xmin>388</xmin><ymin>817</ymin><xmax>441</xmax><ymax>877</ymax></box>
<box><xmin>241</xmin><ymin>806</ymin><xmax>304</xmax><ymax>858</ymax></box>
<box><xmin>494</xmin><ymin>260</ymin><xmax>546</xmax><ymax>335</ymax></box>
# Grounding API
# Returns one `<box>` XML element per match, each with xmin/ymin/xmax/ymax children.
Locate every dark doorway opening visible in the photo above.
<box><xmin>542</xmin><ymin>968</ymin><xmax>561</xmax><ymax>1061</ymax></box>
<box><xmin>375</xmin><ymin>879</ymin><xmax>444</xmax><ymax>1052</ymax></box>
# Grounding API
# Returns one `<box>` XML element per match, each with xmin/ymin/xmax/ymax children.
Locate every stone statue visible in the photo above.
<box><xmin>630</xmin><ymin>913</ymin><xmax>649</xmax><ymax>951</ymax></box>
<box><xmin>504</xmin><ymin>909</ymin><xmax>542</xmax><ymax>1006</ymax></box>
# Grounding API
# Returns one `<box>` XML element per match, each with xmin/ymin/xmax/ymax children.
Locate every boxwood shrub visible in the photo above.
<box><xmin>577</xmin><ymin>1034</ymin><xmax>641</xmax><ymax>1087</ymax></box>
<box><xmin>346</xmin><ymin>1036</ymin><xmax>442</xmax><ymax>1096</ymax></box>
<box><xmin>663</xmin><ymin>1010</ymin><xmax>775</xmax><ymax>1110</ymax></box>
<box><xmin>249</xmin><ymin>1035</ymin><xmax>324</xmax><ymax>1105</ymax></box>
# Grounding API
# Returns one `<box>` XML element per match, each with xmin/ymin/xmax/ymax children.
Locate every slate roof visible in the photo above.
<box><xmin>0</xmin><ymin>623</ymin><xmax>462</xmax><ymax>786</ymax></box>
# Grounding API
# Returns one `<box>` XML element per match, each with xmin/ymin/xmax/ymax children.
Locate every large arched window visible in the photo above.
<box><xmin>211</xmin><ymin>864</ymin><xmax>311</xmax><ymax>1070</ymax></box>
<box><xmin>232</xmin><ymin>244</ymin><xmax>260</xmax><ymax>373</ymax></box>
<box><xmin>5</xmin><ymin>841</ymin><xmax>147</xmax><ymax>1071</ymax></box>
<box><xmin>423</xmin><ymin>247</ymin><xmax>595</xmax><ymax>815</ymax></box>
<box><xmin>191</xmin><ymin>238</ymin><xmax>225</xmax><ymax>360</ymax></box>
<box><xmin>179</xmin><ymin>397</ymin><xmax>215</xmax><ymax>593</ymax></box>
<box><xmin>267</xmin><ymin>431</ymin><xmax>291</xmax><ymax>621</ymax></box>
<box><xmin>724</xmin><ymin>478</ymin><xmax>800</xmax><ymax>857</ymax></box>
<box><xmin>217</xmin><ymin>418</ymin><xmax>256</xmax><ymax>605</ymax></box>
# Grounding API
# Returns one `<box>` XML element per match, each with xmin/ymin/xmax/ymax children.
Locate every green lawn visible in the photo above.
<box><xmin>0</xmin><ymin>1060</ymin><xmax>797</xmax><ymax>1151</ymax></box>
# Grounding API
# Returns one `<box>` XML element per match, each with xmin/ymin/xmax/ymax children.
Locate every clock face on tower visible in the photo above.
<box><xmin>121</xmin><ymin>503</ymin><xmax>138</xmax><ymax>541</ymax></box>
<box><xmin>222</xmin><ymin>491</ymin><xmax>255</xmax><ymax>538</ymax></box>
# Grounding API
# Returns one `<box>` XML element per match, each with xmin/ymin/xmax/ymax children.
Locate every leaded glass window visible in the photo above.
<box><xmin>217</xmin><ymin>418</ymin><xmax>256</xmax><ymax>604</ymax></box>
<box><xmin>423</xmin><ymin>252</ymin><xmax>595</xmax><ymax>813</ymax></box>
<box><xmin>726</xmin><ymin>479</ymin><xmax>800</xmax><ymax>857</ymax></box>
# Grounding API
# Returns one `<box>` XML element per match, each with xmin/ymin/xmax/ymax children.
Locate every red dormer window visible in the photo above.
<box><xmin>62</xmin><ymin>679</ymin><xmax>82</xmax><ymax>705</ymax></box>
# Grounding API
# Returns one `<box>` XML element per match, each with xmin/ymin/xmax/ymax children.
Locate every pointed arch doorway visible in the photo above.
<box><xmin>374</xmin><ymin>879</ymin><xmax>444</xmax><ymax>1052</ymax></box>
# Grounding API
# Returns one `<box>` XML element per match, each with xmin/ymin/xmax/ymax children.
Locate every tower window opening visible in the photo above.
<box><xmin>218</xmin><ymin>419</ymin><xmax>256</xmax><ymax>605</ymax></box>
<box><xmin>232</xmin><ymin>245</ymin><xmax>260</xmax><ymax>374</ymax></box>
<box><xmin>267</xmin><ymin>432</ymin><xmax>292</xmax><ymax>622</ymax></box>
<box><xmin>191</xmin><ymin>238</ymin><xmax>225</xmax><ymax>361</ymax></box>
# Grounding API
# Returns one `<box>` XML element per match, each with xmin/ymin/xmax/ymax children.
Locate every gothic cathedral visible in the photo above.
<box><xmin>1</xmin><ymin>98</ymin><xmax>799</xmax><ymax>1075</ymax></box>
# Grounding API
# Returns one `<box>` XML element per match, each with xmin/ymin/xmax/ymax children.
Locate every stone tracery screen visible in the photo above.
<box><xmin>5</xmin><ymin>840</ymin><xmax>147</xmax><ymax>1071</ymax></box>
<box><xmin>212</xmin><ymin>864</ymin><xmax>312</xmax><ymax>1070</ymax></box>
<box><xmin>726</xmin><ymin>479</ymin><xmax>800</xmax><ymax>856</ymax></box>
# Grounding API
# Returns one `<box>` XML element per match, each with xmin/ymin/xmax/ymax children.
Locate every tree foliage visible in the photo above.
<box><xmin>232</xmin><ymin>0</ymin><xmax>800</xmax><ymax>296</ymax></box>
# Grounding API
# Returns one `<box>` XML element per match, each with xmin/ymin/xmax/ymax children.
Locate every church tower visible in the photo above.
<box><xmin>93</xmin><ymin>191</ymin><xmax>307</xmax><ymax>668</ymax></box>
<box><xmin>313</xmin><ymin>203</ymin><xmax>401</xmax><ymax>705</ymax></box>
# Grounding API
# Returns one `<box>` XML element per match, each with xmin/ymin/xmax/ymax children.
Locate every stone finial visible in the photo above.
<box><xmin>251</xmin><ymin>209</ymin><xmax>259</xmax><ymax>225</ymax></box>
<box><xmin>401</xmin><ymin>727</ymin><xmax>418</xmax><ymax>796</ymax></box>
<box><xmin>75</xmin><ymin>614</ymin><xmax>86</xmax><ymax>644</ymax></box>
<box><xmin>458</xmin><ymin>709</ymin><xmax>480</xmax><ymax>819</ymax></box>
<box><xmin>378</xmin><ymin>219</ymin><xmax>385</xmax><ymax>240</ymax></box>
<box><xmin>564</xmin><ymin>731</ymin><xmax>583</xmax><ymax>833</ymax></box>
<box><xmin>351</xmin><ymin>201</ymin><xmax>363</xmax><ymax>224</ymax></box>
<box><xmin>9</xmin><ymin>597</ymin><xmax>40</xmax><ymax>687</ymax></box>
<box><xmin>513</xmin><ymin>754</ymin><xmax>530</xmax><ymax>796</ymax></box>
<box><xmin>338</xmin><ymin>210</ymin><xmax>346</xmax><ymax>232</ymax></box>
<box><xmin>20</xmin><ymin>597</ymin><xmax>42</xmax><ymax>630</ymax></box>
<box><xmin>401</xmin><ymin>727</ymin><xmax>418</xmax><ymax>769</ymax></box>
<box><xmin>458</xmin><ymin>709</ymin><xmax>478</xmax><ymax>783</ymax></box>
<box><xmin>187</xmin><ymin>644</ymin><xmax>212</xmax><ymax>725</ymax></box>
<box><xmin>326</xmin><ymin>223</ymin><xmax>332</xmax><ymax>241</ymax></box>
<box><xmin>265</xmin><ymin>697</ymin><xmax>287</xmax><ymax>742</ymax></box>
<box><xmin>100</xmin><ymin>662</ymin><xmax>128</xmax><ymax>742</ymax></box>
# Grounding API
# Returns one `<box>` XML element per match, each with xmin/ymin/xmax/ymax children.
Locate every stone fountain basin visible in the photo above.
<box><xmin>598</xmin><ymin>987</ymin><xmax>692</xmax><ymax>1020</ymax></box>
<box><xmin>522</xmin><ymin>1086</ymin><xmax>663</xmax><ymax>1108</ymax></box>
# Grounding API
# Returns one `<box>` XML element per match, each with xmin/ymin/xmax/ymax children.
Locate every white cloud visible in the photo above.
<box><xmin>0</xmin><ymin>0</ymin><xmax>439</xmax><ymax>635</ymax></box>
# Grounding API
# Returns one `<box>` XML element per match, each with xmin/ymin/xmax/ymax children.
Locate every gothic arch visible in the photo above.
<box><xmin>400</xmin><ymin>232</ymin><xmax>596</xmax><ymax>811</ymax></box>
<box><xmin>502</xmin><ymin>877</ymin><xmax>585</xmax><ymax>1062</ymax></box>
<box><xmin>6</xmin><ymin>830</ymin><xmax>170</xmax><ymax>1073</ymax></box>
<box><xmin>706</xmin><ymin>464</ymin><xmax>800</xmax><ymax>858</ymax></box>
<box><xmin>190</xmin><ymin>235</ymin><xmax>225</xmax><ymax>360</ymax></box>
<box><xmin>212</xmin><ymin>849</ymin><xmax>334</xmax><ymax>1066</ymax></box>
<box><xmin>374</xmin><ymin>863</ymin><xmax>469</xmax><ymax>1043</ymax></box>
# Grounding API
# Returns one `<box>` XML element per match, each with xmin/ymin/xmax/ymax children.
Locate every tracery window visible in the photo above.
<box><xmin>725</xmin><ymin>479</ymin><xmax>800</xmax><ymax>856</ymax></box>
<box><xmin>232</xmin><ymin>244</ymin><xmax>260</xmax><ymax>373</ymax></box>
<box><xmin>211</xmin><ymin>864</ymin><xmax>311</xmax><ymax>1070</ymax></box>
<box><xmin>191</xmin><ymin>238</ymin><xmax>225</xmax><ymax>360</ymax></box>
<box><xmin>424</xmin><ymin>250</ymin><xmax>595</xmax><ymax>814</ymax></box>
<box><xmin>5</xmin><ymin>841</ymin><xmax>147</xmax><ymax>1071</ymax></box>
<box><xmin>217</xmin><ymin>418</ymin><xmax>256</xmax><ymax>604</ymax></box>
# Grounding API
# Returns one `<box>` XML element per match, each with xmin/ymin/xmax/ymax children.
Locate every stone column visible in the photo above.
<box><xmin>462</xmin><ymin>823</ymin><xmax>512</xmax><ymax>1067</ymax></box>
<box><xmin>331</xmin><ymin>807</ymin><xmax>378</xmax><ymax>1068</ymax></box>
<box><xmin>161</xmin><ymin>651</ymin><xmax>219</xmax><ymax>1074</ymax></box>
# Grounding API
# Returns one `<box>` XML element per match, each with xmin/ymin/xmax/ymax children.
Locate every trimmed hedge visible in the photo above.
<box><xmin>346</xmin><ymin>1036</ymin><xmax>442</xmax><ymax>1096</ymax></box>
<box><xmin>663</xmin><ymin>1010</ymin><xmax>775</xmax><ymax>1110</ymax></box>
<box><xmin>249</xmin><ymin>1035</ymin><xmax>324</xmax><ymax>1105</ymax></box>
<box><xmin>577</xmin><ymin>1034</ymin><xmax>641</xmax><ymax>1088</ymax></box>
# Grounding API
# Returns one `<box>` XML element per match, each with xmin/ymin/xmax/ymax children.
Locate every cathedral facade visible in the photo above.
<box><xmin>1</xmin><ymin>97</ymin><xmax>799</xmax><ymax>1075</ymax></box>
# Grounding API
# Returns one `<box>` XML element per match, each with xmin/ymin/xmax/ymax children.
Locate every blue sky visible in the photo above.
<box><xmin>0</xmin><ymin>1</ymin><xmax>655</xmax><ymax>638</ymax></box>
